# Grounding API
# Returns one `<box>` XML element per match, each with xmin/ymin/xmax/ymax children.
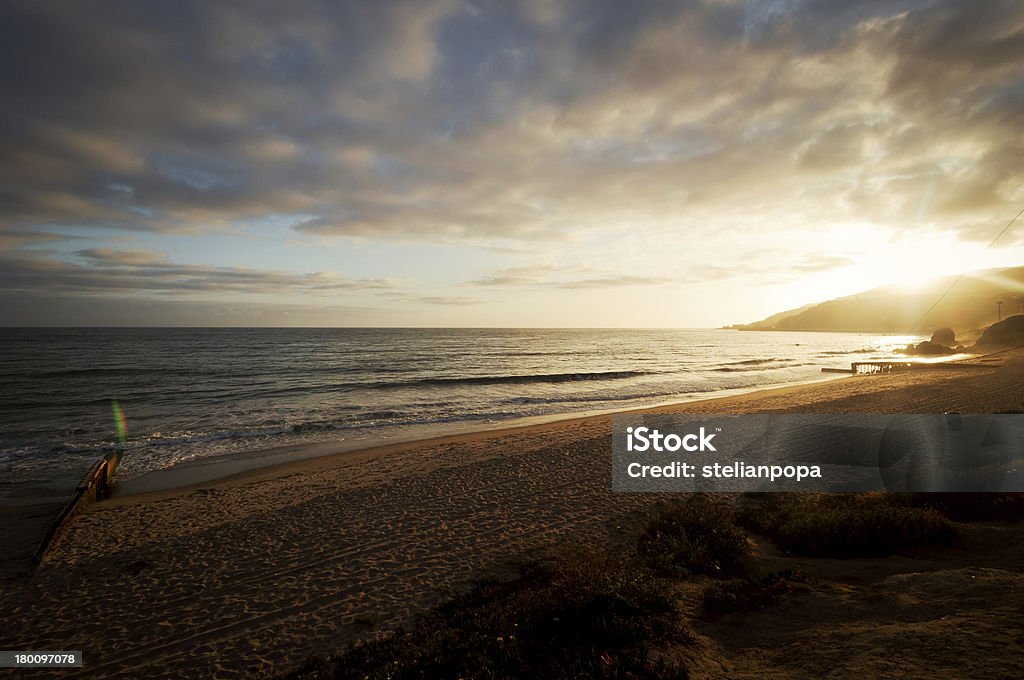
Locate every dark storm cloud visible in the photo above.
<box><xmin>0</xmin><ymin>0</ymin><xmax>1021</xmax><ymax>250</ymax></box>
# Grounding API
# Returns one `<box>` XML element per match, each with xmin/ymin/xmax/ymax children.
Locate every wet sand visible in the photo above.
<box><xmin>2</xmin><ymin>352</ymin><xmax>1023</xmax><ymax>678</ymax></box>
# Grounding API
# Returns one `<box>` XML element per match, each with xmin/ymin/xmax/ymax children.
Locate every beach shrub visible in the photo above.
<box><xmin>889</xmin><ymin>492</ymin><xmax>1024</xmax><ymax>522</ymax></box>
<box><xmin>637</xmin><ymin>497</ymin><xmax>748</xmax><ymax>576</ymax></box>
<box><xmin>740</xmin><ymin>493</ymin><xmax>956</xmax><ymax>558</ymax></box>
<box><xmin>285</xmin><ymin>553</ymin><xmax>691</xmax><ymax>680</ymax></box>
<box><xmin>702</xmin><ymin>569</ymin><xmax>809</xmax><ymax>615</ymax></box>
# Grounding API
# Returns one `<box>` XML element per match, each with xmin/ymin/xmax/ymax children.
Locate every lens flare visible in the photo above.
<box><xmin>112</xmin><ymin>400</ymin><xmax>128</xmax><ymax>443</ymax></box>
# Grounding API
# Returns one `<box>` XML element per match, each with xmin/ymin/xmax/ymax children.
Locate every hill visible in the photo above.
<box><xmin>974</xmin><ymin>314</ymin><xmax>1024</xmax><ymax>348</ymax></box>
<box><xmin>733</xmin><ymin>266</ymin><xmax>1024</xmax><ymax>338</ymax></box>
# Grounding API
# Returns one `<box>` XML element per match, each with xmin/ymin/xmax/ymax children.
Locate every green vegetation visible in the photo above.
<box><xmin>739</xmin><ymin>493</ymin><xmax>956</xmax><ymax>558</ymax></box>
<box><xmin>284</xmin><ymin>496</ymin><xmax>756</xmax><ymax>680</ymax></box>
<box><xmin>702</xmin><ymin>569</ymin><xmax>809</xmax><ymax>615</ymax></box>
<box><xmin>285</xmin><ymin>489</ymin><xmax>1024</xmax><ymax>678</ymax></box>
<box><xmin>890</xmin><ymin>492</ymin><xmax>1024</xmax><ymax>522</ymax></box>
<box><xmin>286</xmin><ymin>554</ymin><xmax>691</xmax><ymax>680</ymax></box>
<box><xmin>637</xmin><ymin>497</ymin><xmax>748</xmax><ymax>576</ymax></box>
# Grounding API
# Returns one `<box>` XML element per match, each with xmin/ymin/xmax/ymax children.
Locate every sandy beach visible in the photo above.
<box><xmin>6</xmin><ymin>1</ymin><xmax>1024</xmax><ymax>676</ymax></box>
<box><xmin>2</xmin><ymin>353</ymin><xmax>1023</xmax><ymax>678</ymax></box>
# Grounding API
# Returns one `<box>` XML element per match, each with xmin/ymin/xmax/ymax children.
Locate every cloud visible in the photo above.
<box><xmin>0</xmin><ymin>0</ymin><xmax>1020</xmax><ymax>326</ymax></box>
<box><xmin>415</xmin><ymin>295</ymin><xmax>485</xmax><ymax>305</ymax></box>
<box><xmin>789</xmin><ymin>253</ymin><xmax>858</xmax><ymax>273</ymax></box>
<box><xmin>0</xmin><ymin>291</ymin><xmax>388</xmax><ymax>327</ymax></box>
<box><xmin>0</xmin><ymin>250</ymin><xmax>398</xmax><ymax>296</ymax></box>
<box><xmin>75</xmin><ymin>248</ymin><xmax>168</xmax><ymax>266</ymax></box>
<box><xmin>553</xmin><ymin>275</ymin><xmax>683</xmax><ymax>290</ymax></box>
<box><xmin>464</xmin><ymin>251</ymin><xmax>856</xmax><ymax>290</ymax></box>
<box><xmin>464</xmin><ymin>263</ymin><xmax>740</xmax><ymax>289</ymax></box>
<box><xmin>0</xmin><ymin>0</ymin><xmax>464</xmax><ymax>236</ymax></box>
<box><xmin>0</xmin><ymin>229</ymin><xmax>73</xmax><ymax>250</ymax></box>
<box><xmin>466</xmin><ymin>264</ymin><xmax>563</xmax><ymax>287</ymax></box>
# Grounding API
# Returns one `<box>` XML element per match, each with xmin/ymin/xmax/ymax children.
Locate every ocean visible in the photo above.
<box><xmin>0</xmin><ymin>327</ymin><xmax>919</xmax><ymax>503</ymax></box>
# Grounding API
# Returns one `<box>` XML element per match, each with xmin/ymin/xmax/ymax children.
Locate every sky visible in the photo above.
<box><xmin>1</xmin><ymin>0</ymin><xmax>1022</xmax><ymax>327</ymax></box>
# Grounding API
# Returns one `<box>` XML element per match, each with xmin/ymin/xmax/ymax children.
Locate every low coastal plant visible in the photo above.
<box><xmin>702</xmin><ymin>569</ymin><xmax>809</xmax><ymax>615</ymax></box>
<box><xmin>636</xmin><ymin>496</ymin><xmax>749</xmax><ymax>577</ymax></box>
<box><xmin>739</xmin><ymin>493</ymin><xmax>956</xmax><ymax>558</ymax></box>
<box><xmin>285</xmin><ymin>553</ymin><xmax>691</xmax><ymax>679</ymax></box>
<box><xmin>889</xmin><ymin>492</ymin><xmax>1024</xmax><ymax>522</ymax></box>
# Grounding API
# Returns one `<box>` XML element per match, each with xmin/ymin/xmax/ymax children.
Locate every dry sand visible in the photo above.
<box><xmin>2</xmin><ymin>353</ymin><xmax>1023</xmax><ymax>678</ymax></box>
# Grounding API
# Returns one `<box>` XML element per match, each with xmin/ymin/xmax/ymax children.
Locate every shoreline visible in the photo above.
<box><xmin>4</xmin><ymin>351</ymin><xmax>1022</xmax><ymax>678</ymax></box>
<box><xmin>109</xmin><ymin>373</ymin><xmax>849</xmax><ymax>504</ymax></box>
<box><xmin>0</xmin><ymin>371</ymin><xmax>850</xmax><ymax>582</ymax></box>
<box><xmin>108</xmin><ymin>349</ymin><xmax>992</xmax><ymax>504</ymax></box>
<box><xmin>4</xmin><ymin>327</ymin><xmax>930</xmax><ymax>508</ymax></box>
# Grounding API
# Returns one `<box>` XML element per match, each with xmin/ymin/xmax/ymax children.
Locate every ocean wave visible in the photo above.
<box><xmin>711</xmin><ymin>362</ymin><xmax>807</xmax><ymax>373</ymax></box>
<box><xmin>1</xmin><ymin>328</ymin><xmax>916</xmax><ymax>502</ymax></box>
<box><xmin>819</xmin><ymin>348</ymin><xmax>876</xmax><ymax>355</ymax></box>
<box><xmin>719</xmin><ymin>357</ymin><xmax>796</xmax><ymax>366</ymax></box>
<box><xmin>501</xmin><ymin>390</ymin><xmax>686</xmax><ymax>406</ymax></box>
<box><xmin>377</xmin><ymin>370</ymin><xmax>655</xmax><ymax>389</ymax></box>
<box><xmin>288</xmin><ymin>420</ymin><xmax>353</xmax><ymax>433</ymax></box>
<box><xmin>15</xmin><ymin>366</ymin><xmax>208</xmax><ymax>379</ymax></box>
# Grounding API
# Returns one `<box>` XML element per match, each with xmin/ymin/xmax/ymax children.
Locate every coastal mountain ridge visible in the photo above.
<box><xmin>730</xmin><ymin>265</ymin><xmax>1024</xmax><ymax>338</ymax></box>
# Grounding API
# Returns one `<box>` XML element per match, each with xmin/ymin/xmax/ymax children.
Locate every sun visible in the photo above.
<box><xmin>780</xmin><ymin>223</ymin><xmax>1024</xmax><ymax>309</ymax></box>
<box><xmin>845</xmin><ymin>230</ymin><xmax>1024</xmax><ymax>294</ymax></box>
